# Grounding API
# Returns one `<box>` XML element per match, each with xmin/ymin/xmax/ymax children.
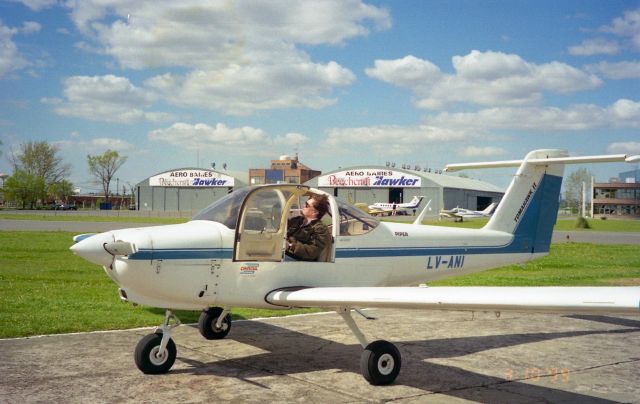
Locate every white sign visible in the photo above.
<box><xmin>149</xmin><ymin>170</ymin><xmax>235</xmax><ymax>187</ymax></box>
<box><xmin>318</xmin><ymin>169</ymin><xmax>422</xmax><ymax>188</ymax></box>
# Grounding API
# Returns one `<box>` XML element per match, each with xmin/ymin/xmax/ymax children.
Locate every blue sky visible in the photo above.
<box><xmin>1</xmin><ymin>0</ymin><xmax>639</xmax><ymax>192</ymax></box>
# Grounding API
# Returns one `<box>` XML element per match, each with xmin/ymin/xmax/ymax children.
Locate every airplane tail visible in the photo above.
<box><xmin>481</xmin><ymin>202</ymin><xmax>497</xmax><ymax>216</ymax></box>
<box><xmin>484</xmin><ymin>149</ymin><xmax>566</xmax><ymax>253</ymax></box>
<box><xmin>445</xmin><ymin>149</ymin><xmax>635</xmax><ymax>254</ymax></box>
<box><xmin>410</xmin><ymin>196</ymin><xmax>424</xmax><ymax>207</ymax></box>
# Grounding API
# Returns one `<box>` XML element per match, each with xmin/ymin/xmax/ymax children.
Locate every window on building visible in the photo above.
<box><xmin>250</xmin><ymin>177</ymin><xmax>263</xmax><ymax>185</ymax></box>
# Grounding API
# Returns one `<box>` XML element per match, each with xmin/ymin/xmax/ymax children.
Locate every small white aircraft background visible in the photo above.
<box><xmin>440</xmin><ymin>202</ymin><xmax>497</xmax><ymax>222</ymax></box>
<box><xmin>70</xmin><ymin>149</ymin><xmax>640</xmax><ymax>385</ymax></box>
<box><xmin>367</xmin><ymin>195</ymin><xmax>424</xmax><ymax>216</ymax></box>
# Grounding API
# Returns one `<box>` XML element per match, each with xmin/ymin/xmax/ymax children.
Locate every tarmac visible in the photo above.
<box><xmin>1</xmin><ymin>309</ymin><xmax>639</xmax><ymax>403</ymax></box>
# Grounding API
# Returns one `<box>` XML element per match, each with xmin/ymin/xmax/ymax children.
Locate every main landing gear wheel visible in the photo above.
<box><xmin>198</xmin><ymin>307</ymin><xmax>231</xmax><ymax>340</ymax></box>
<box><xmin>360</xmin><ymin>340</ymin><xmax>402</xmax><ymax>385</ymax></box>
<box><xmin>134</xmin><ymin>333</ymin><xmax>177</xmax><ymax>374</ymax></box>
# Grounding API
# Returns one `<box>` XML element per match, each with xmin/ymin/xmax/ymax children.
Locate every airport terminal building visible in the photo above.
<box><xmin>135</xmin><ymin>168</ymin><xmax>247</xmax><ymax>212</ymax></box>
<box><xmin>305</xmin><ymin>166</ymin><xmax>504</xmax><ymax>216</ymax></box>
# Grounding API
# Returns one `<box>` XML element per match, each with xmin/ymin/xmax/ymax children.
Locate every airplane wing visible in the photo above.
<box><xmin>267</xmin><ymin>286</ymin><xmax>640</xmax><ymax>314</ymax></box>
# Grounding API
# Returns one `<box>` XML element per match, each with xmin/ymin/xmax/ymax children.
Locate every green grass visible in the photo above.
<box><xmin>431</xmin><ymin>243</ymin><xmax>640</xmax><ymax>286</ymax></box>
<box><xmin>0</xmin><ymin>231</ymin><xmax>319</xmax><ymax>338</ymax></box>
<box><xmin>1</xmin><ymin>230</ymin><xmax>638</xmax><ymax>338</ymax></box>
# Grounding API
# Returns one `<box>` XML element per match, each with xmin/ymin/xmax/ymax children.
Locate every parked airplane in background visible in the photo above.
<box><xmin>368</xmin><ymin>195</ymin><xmax>424</xmax><ymax>216</ymax></box>
<box><xmin>440</xmin><ymin>202</ymin><xmax>497</xmax><ymax>222</ymax></box>
<box><xmin>70</xmin><ymin>149</ymin><xmax>639</xmax><ymax>385</ymax></box>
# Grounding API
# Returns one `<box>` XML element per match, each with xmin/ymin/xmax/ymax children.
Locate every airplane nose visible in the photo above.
<box><xmin>70</xmin><ymin>232</ymin><xmax>116</xmax><ymax>267</ymax></box>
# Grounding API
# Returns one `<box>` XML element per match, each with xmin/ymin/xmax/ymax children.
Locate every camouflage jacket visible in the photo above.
<box><xmin>285</xmin><ymin>216</ymin><xmax>331</xmax><ymax>261</ymax></box>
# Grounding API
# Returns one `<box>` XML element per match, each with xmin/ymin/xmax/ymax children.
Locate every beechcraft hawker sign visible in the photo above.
<box><xmin>318</xmin><ymin>169</ymin><xmax>422</xmax><ymax>188</ymax></box>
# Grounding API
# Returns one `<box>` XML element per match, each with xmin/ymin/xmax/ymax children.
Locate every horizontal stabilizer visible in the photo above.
<box><xmin>267</xmin><ymin>286</ymin><xmax>640</xmax><ymax>314</ymax></box>
<box><xmin>444</xmin><ymin>154</ymin><xmax>635</xmax><ymax>172</ymax></box>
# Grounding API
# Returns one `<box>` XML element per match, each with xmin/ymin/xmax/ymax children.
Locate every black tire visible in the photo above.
<box><xmin>198</xmin><ymin>307</ymin><xmax>231</xmax><ymax>340</ymax></box>
<box><xmin>360</xmin><ymin>340</ymin><xmax>401</xmax><ymax>385</ymax></box>
<box><xmin>134</xmin><ymin>333</ymin><xmax>176</xmax><ymax>374</ymax></box>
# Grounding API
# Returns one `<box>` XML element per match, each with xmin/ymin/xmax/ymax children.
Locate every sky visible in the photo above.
<box><xmin>1</xmin><ymin>0</ymin><xmax>639</xmax><ymax>193</ymax></box>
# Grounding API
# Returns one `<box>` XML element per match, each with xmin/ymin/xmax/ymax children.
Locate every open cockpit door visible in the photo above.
<box><xmin>234</xmin><ymin>185</ymin><xmax>311</xmax><ymax>262</ymax></box>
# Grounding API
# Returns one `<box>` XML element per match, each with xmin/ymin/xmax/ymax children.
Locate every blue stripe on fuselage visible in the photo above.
<box><xmin>128</xmin><ymin>248</ymin><xmax>233</xmax><ymax>260</ymax></box>
<box><xmin>124</xmin><ymin>174</ymin><xmax>562</xmax><ymax>261</ymax></box>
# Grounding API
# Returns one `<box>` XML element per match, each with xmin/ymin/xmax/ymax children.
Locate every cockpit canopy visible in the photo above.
<box><xmin>192</xmin><ymin>185</ymin><xmax>379</xmax><ymax>237</ymax></box>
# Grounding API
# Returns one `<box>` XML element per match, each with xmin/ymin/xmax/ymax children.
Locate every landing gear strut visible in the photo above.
<box><xmin>134</xmin><ymin>310</ymin><xmax>180</xmax><ymax>374</ymax></box>
<box><xmin>337</xmin><ymin>307</ymin><xmax>402</xmax><ymax>385</ymax></box>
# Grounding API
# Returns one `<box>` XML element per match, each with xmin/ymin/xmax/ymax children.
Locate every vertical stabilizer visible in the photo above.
<box><xmin>484</xmin><ymin>149</ymin><xmax>567</xmax><ymax>253</ymax></box>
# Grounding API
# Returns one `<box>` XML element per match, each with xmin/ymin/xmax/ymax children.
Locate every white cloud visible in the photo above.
<box><xmin>585</xmin><ymin>60</ymin><xmax>640</xmax><ymax>79</ymax></box>
<box><xmin>66</xmin><ymin>0</ymin><xmax>390</xmax><ymax>68</ymax></box>
<box><xmin>0</xmin><ymin>22</ymin><xmax>29</xmax><ymax>78</ymax></box>
<box><xmin>14</xmin><ymin>0</ymin><xmax>57</xmax><ymax>11</ymax></box>
<box><xmin>324</xmin><ymin>125</ymin><xmax>470</xmax><ymax>156</ymax></box>
<box><xmin>44</xmin><ymin>74</ymin><xmax>173</xmax><ymax>123</ymax></box>
<box><xmin>568</xmin><ymin>38</ymin><xmax>620</xmax><ymax>56</ymax></box>
<box><xmin>55</xmin><ymin>136</ymin><xmax>134</xmax><ymax>155</ymax></box>
<box><xmin>599</xmin><ymin>8</ymin><xmax>640</xmax><ymax>51</ymax></box>
<box><xmin>145</xmin><ymin>62</ymin><xmax>355</xmax><ymax>115</ymax></box>
<box><xmin>366</xmin><ymin>50</ymin><xmax>601</xmax><ymax>110</ymax></box>
<box><xmin>460</xmin><ymin>146</ymin><xmax>506</xmax><ymax>157</ymax></box>
<box><xmin>91</xmin><ymin>137</ymin><xmax>134</xmax><ymax>151</ymax></box>
<box><xmin>20</xmin><ymin>21</ymin><xmax>42</xmax><ymax>34</ymax></box>
<box><xmin>425</xmin><ymin>99</ymin><xmax>640</xmax><ymax>130</ymax></box>
<box><xmin>365</xmin><ymin>55</ymin><xmax>441</xmax><ymax>87</ymax></box>
<box><xmin>148</xmin><ymin>122</ymin><xmax>310</xmax><ymax>155</ymax></box>
<box><xmin>606</xmin><ymin>142</ymin><xmax>640</xmax><ymax>155</ymax></box>
<box><xmin>61</xmin><ymin>0</ymin><xmax>386</xmax><ymax>115</ymax></box>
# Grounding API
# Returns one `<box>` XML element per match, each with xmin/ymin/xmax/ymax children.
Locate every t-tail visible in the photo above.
<box><xmin>445</xmin><ymin>149</ymin><xmax>638</xmax><ymax>254</ymax></box>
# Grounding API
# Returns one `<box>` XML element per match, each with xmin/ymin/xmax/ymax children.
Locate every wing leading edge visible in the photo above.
<box><xmin>267</xmin><ymin>286</ymin><xmax>640</xmax><ymax>314</ymax></box>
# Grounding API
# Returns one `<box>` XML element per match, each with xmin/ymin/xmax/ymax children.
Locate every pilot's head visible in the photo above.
<box><xmin>305</xmin><ymin>193</ymin><xmax>330</xmax><ymax>220</ymax></box>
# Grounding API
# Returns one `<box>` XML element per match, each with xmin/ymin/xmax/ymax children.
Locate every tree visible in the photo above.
<box><xmin>87</xmin><ymin>150</ymin><xmax>127</xmax><ymax>204</ymax></box>
<box><xmin>12</xmin><ymin>141</ymin><xmax>70</xmax><ymax>185</ymax></box>
<box><xmin>48</xmin><ymin>179</ymin><xmax>75</xmax><ymax>203</ymax></box>
<box><xmin>563</xmin><ymin>168</ymin><xmax>592</xmax><ymax>214</ymax></box>
<box><xmin>4</xmin><ymin>169</ymin><xmax>45</xmax><ymax>209</ymax></box>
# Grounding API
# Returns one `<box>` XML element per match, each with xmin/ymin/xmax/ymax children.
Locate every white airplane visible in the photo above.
<box><xmin>368</xmin><ymin>195</ymin><xmax>424</xmax><ymax>216</ymax></box>
<box><xmin>70</xmin><ymin>149</ymin><xmax>640</xmax><ymax>385</ymax></box>
<box><xmin>440</xmin><ymin>202</ymin><xmax>497</xmax><ymax>222</ymax></box>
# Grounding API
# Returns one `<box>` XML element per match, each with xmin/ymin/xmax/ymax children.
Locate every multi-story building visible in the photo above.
<box><xmin>249</xmin><ymin>154</ymin><xmax>321</xmax><ymax>185</ymax></box>
<box><xmin>592</xmin><ymin>169</ymin><xmax>640</xmax><ymax>218</ymax></box>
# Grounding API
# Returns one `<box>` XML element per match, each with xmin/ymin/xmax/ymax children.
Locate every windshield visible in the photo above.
<box><xmin>192</xmin><ymin>188</ymin><xmax>251</xmax><ymax>229</ymax></box>
<box><xmin>336</xmin><ymin>198</ymin><xmax>379</xmax><ymax>235</ymax></box>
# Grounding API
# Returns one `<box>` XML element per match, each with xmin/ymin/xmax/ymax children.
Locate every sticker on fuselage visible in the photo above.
<box><xmin>394</xmin><ymin>231</ymin><xmax>408</xmax><ymax>237</ymax></box>
<box><xmin>240</xmin><ymin>262</ymin><xmax>259</xmax><ymax>275</ymax></box>
<box><xmin>426</xmin><ymin>255</ymin><xmax>465</xmax><ymax>270</ymax></box>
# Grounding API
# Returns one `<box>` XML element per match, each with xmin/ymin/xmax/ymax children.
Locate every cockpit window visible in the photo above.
<box><xmin>336</xmin><ymin>198</ymin><xmax>378</xmax><ymax>236</ymax></box>
<box><xmin>192</xmin><ymin>188</ymin><xmax>251</xmax><ymax>229</ymax></box>
<box><xmin>242</xmin><ymin>188</ymin><xmax>293</xmax><ymax>232</ymax></box>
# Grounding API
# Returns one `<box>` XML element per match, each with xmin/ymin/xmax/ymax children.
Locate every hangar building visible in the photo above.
<box><xmin>305</xmin><ymin>166</ymin><xmax>504</xmax><ymax>216</ymax></box>
<box><xmin>135</xmin><ymin>168</ymin><xmax>247</xmax><ymax>212</ymax></box>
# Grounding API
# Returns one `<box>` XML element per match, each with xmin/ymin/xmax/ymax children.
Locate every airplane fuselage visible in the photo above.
<box><xmin>98</xmin><ymin>220</ymin><xmax>532</xmax><ymax>310</ymax></box>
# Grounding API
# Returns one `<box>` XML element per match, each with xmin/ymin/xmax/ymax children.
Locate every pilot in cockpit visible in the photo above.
<box><xmin>285</xmin><ymin>193</ymin><xmax>331</xmax><ymax>261</ymax></box>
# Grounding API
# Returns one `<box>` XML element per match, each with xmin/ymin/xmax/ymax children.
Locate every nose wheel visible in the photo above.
<box><xmin>134</xmin><ymin>309</ymin><xmax>180</xmax><ymax>374</ymax></box>
<box><xmin>134</xmin><ymin>333</ymin><xmax>177</xmax><ymax>374</ymax></box>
